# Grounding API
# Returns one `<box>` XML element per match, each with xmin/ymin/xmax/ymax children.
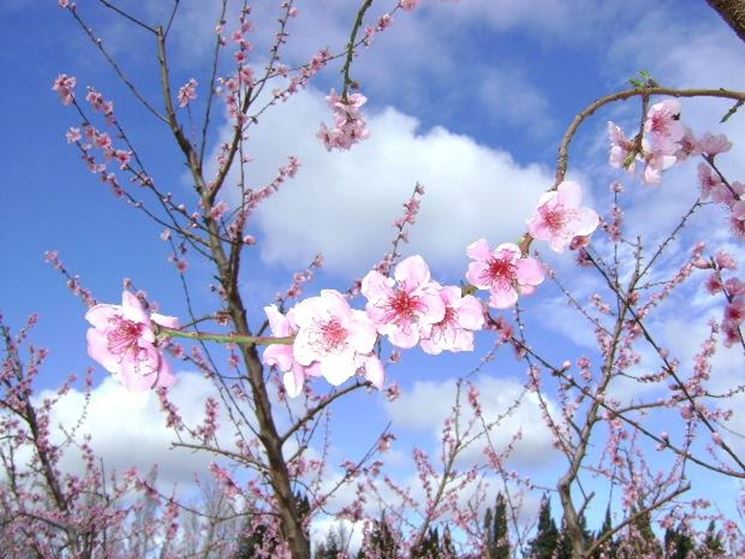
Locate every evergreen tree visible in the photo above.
<box><xmin>411</xmin><ymin>527</ymin><xmax>440</xmax><ymax>559</ymax></box>
<box><xmin>315</xmin><ymin>528</ymin><xmax>341</xmax><ymax>559</ymax></box>
<box><xmin>592</xmin><ymin>505</ymin><xmax>617</xmax><ymax>559</ymax></box>
<box><xmin>484</xmin><ymin>493</ymin><xmax>510</xmax><ymax>559</ymax></box>
<box><xmin>664</xmin><ymin>524</ymin><xmax>694</xmax><ymax>559</ymax></box>
<box><xmin>493</xmin><ymin>493</ymin><xmax>511</xmax><ymax>559</ymax></box>
<box><xmin>235</xmin><ymin>492</ymin><xmax>310</xmax><ymax>559</ymax></box>
<box><xmin>619</xmin><ymin>509</ymin><xmax>662</xmax><ymax>558</ymax></box>
<box><xmin>556</xmin><ymin>518</ymin><xmax>573</xmax><ymax>559</ymax></box>
<box><xmin>697</xmin><ymin>521</ymin><xmax>725</xmax><ymax>558</ymax></box>
<box><xmin>528</xmin><ymin>495</ymin><xmax>559</xmax><ymax>559</ymax></box>
<box><xmin>357</xmin><ymin>514</ymin><xmax>399</xmax><ymax>559</ymax></box>
<box><xmin>441</xmin><ymin>526</ymin><xmax>457</xmax><ymax>559</ymax></box>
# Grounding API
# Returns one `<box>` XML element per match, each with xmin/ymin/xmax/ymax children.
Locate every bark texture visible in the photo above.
<box><xmin>706</xmin><ymin>0</ymin><xmax>745</xmax><ymax>43</ymax></box>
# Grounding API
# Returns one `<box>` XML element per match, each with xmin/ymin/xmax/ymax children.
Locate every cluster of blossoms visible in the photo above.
<box><xmin>609</xmin><ymin>99</ymin><xmax>690</xmax><ymax>184</ymax></box>
<box><xmin>609</xmin><ymin>101</ymin><xmax>743</xmax><ymax>237</ymax></box>
<box><xmin>85</xmin><ymin>173</ymin><xmax>601</xmax><ymax>394</ymax></box>
<box><xmin>177</xmin><ymin>78</ymin><xmax>198</xmax><ymax>108</ymax></box>
<box><xmin>256</xmin><ymin>177</ymin><xmax>601</xmax><ymax>396</ymax></box>
<box><xmin>695</xmin><ymin>251</ymin><xmax>745</xmax><ymax>347</ymax></box>
<box><xmin>52</xmin><ymin>73</ymin><xmax>76</xmax><ymax>105</ymax></box>
<box><xmin>264</xmin><ymin>256</ymin><xmax>484</xmax><ymax>396</ymax></box>
<box><xmin>317</xmin><ymin>90</ymin><xmax>370</xmax><ymax>151</ymax></box>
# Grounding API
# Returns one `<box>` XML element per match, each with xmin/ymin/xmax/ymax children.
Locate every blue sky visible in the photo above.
<box><xmin>1</xmin><ymin>0</ymin><xmax>744</xmax><ymax>549</ymax></box>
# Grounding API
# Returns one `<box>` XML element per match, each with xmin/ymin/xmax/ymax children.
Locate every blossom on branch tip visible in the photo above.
<box><xmin>466</xmin><ymin>239</ymin><xmax>544</xmax><ymax>309</ymax></box>
<box><xmin>85</xmin><ymin>290</ymin><xmax>178</xmax><ymax>391</ymax></box>
<box><xmin>317</xmin><ymin>90</ymin><xmax>369</xmax><ymax>151</ymax></box>
<box><xmin>527</xmin><ymin>180</ymin><xmax>599</xmax><ymax>253</ymax></box>
<box><xmin>177</xmin><ymin>78</ymin><xmax>198</xmax><ymax>108</ymax></box>
<box><xmin>644</xmin><ymin>99</ymin><xmax>684</xmax><ymax>154</ymax></box>
<box><xmin>608</xmin><ymin>122</ymin><xmax>637</xmax><ymax>171</ymax></box>
<box><xmin>698</xmin><ymin>133</ymin><xmax>732</xmax><ymax>157</ymax></box>
<box><xmin>362</xmin><ymin>255</ymin><xmax>445</xmax><ymax>349</ymax></box>
<box><xmin>52</xmin><ymin>74</ymin><xmax>76</xmax><ymax>106</ymax></box>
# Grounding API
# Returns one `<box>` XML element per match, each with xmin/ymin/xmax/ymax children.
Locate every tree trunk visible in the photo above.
<box><xmin>706</xmin><ymin>0</ymin><xmax>745</xmax><ymax>43</ymax></box>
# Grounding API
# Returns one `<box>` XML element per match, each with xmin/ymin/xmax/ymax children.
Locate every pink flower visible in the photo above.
<box><xmin>644</xmin><ymin>99</ymin><xmax>684</xmax><ymax>154</ymax></box>
<box><xmin>675</xmin><ymin>126</ymin><xmax>700</xmax><ymax>161</ymax></box>
<box><xmin>362</xmin><ymin>255</ymin><xmax>445</xmax><ymax>349</ymax></box>
<box><xmin>293</xmin><ymin>290</ymin><xmax>384</xmax><ymax>388</ymax></box>
<box><xmin>400</xmin><ymin>0</ymin><xmax>419</xmax><ymax>9</ymax></box>
<box><xmin>66</xmin><ymin>127</ymin><xmax>81</xmax><ymax>143</ymax></box>
<box><xmin>527</xmin><ymin>181</ymin><xmax>599</xmax><ymax>253</ymax></box>
<box><xmin>317</xmin><ymin>90</ymin><xmax>369</xmax><ymax>151</ymax></box>
<box><xmin>698</xmin><ymin>162</ymin><xmax>727</xmax><ymax>201</ymax></box>
<box><xmin>643</xmin><ymin>148</ymin><xmax>677</xmax><ymax>185</ymax></box>
<box><xmin>85</xmin><ymin>291</ymin><xmax>179</xmax><ymax>391</ymax></box>
<box><xmin>724</xmin><ymin>296</ymin><xmax>744</xmax><ymax>324</ymax></box>
<box><xmin>419</xmin><ymin>285</ymin><xmax>484</xmax><ymax>354</ymax></box>
<box><xmin>52</xmin><ymin>73</ymin><xmax>76</xmax><ymax>106</ymax></box>
<box><xmin>466</xmin><ymin>239</ymin><xmax>544</xmax><ymax>309</ymax></box>
<box><xmin>698</xmin><ymin>133</ymin><xmax>732</xmax><ymax>157</ymax></box>
<box><xmin>608</xmin><ymin>122</ymin><xmax>637</xmax><ymax>170</ymax></box>
<box><xmin>177</xmin><ymin>78</ymin><xmax>198</xmax><ymax>108</ymax></box>
<box><xmin>263</xmin><ymin>304</ymin><xmax>321</xmax><ymax>397</ymax></box>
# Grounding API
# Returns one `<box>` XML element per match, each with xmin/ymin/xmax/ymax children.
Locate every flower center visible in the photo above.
<box><xmin>106</xmin><ymin>318</ymin><xmax>144</xmax><ymax>355</ymax></box>
<box><xmin>319</xmin><ymin>318</ymin><xmax>347</xmax><ymax>350</ymax></box>
<box><xmin>484</xmin><ymin>257</ymin><xmax>515</xmax><ymax>288</ymax></box>
<box><xmin>540</xmin><ymin>205</ymin><xmax>567</xmax><ymax>234</ymax></box>
<box><xmin>384</xmin><ymin>289</ymin><xmax>423</xmax><ymax>325</ymax></box>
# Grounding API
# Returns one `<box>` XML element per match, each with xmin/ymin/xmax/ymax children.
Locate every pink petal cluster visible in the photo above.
<box><xmin>466</xmin><ymin>239</ymin><xmax>544</xmax><ymax>309</ymax></box>
<box><xmin>294</xmin><ymin>290</ymin><xmax>383</xmax><ymax>388</ymax></box>
<box><xmin>419</xmin><ymin>285</ymin><xmax>484</xmax><ymax>354</ymax></box>
<box><xmin>178</xmin><ymin>78</ymin><xmax>198</xmax><ymax>108</ymax></box>
<box><xmin>264</xmin><ymin>290</ymin><xmax>384</xmax><ymax>395</ymax></box>
<box><xmin>400</xmin><ymin>0</ymin><xmax>420</xmax><ymax>10</ymax></box>
<box><xmin>608</xmin><ymin>122</ymin><xmax>637</xmax><ymax>171</ymax></box>
<box><xmin>644</xmin><ymin>99</ymin><xmax>685</xmax><ymax>154</ymax></box>
<box><xmin>52</xmin><ymin>74</ymin><xmax>76</xmax><ymax>106</ymax></box>
<box><xmin>527</xmin><ymin>180</ymin><xmax>599</xmax><ymax>253</ymax></box>
<box><xmin>608</xmin><ymin>101</ymin><xmax>735</xmax><ymax>188</ymax></box>
<box><xmin>86</xmin><ymin>291</ymin><xmax>178</xmax><ymax>391</ymax></box>
<box><xmin>317</xmin><ymin>90</ymin><xmax>369</xmax><ymax>151</ymax></box>
<box><xmin>698</xmin><ymin>133</ymin><xmax>732</xmax><ymax>157</ymax></box>
<box><xmin>362</xmin><ymin>255</ymin><xmax>445</xmax><ymax>349</ymax></box>
<box><xmin>263</xmin><ymin>305</ymin><xmax>321</xmax><ymax>398</ymax></box>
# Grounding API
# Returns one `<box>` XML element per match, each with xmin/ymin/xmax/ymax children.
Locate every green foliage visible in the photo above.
<box><xmin>484</xmin><ymin>492</ymin><xmax>510</xmax><ymax>559</ymax></box>
<box><xmin>528</xmin><ymin>495</ymin><xmax>559</xmax><ymax>559</ymax></box>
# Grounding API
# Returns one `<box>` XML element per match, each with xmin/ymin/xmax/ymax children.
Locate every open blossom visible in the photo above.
<box><xmin>644</xmin><ymin>99</ymin><xmax>684</xmax><ymax>154</ymax></box>
<box><xmin>400</xmin><ymin>0</ymin><xmax>419</xmax><ymax>9</ymax></box>
<box><xmin>362</xmin><ymin>255</ymin><xmax>445</xmax><ymax>349</ymax></box>
<box><xmin>608</xmin><ymin>122</ymin><xmax>637</xmax><ymax>170</ymax></box>
<box><xmin>86</xmin><ymin>290</ymin><xmax>178</xmax><ymax>391</ymax></box>
<box><xmin>52</xmin><ymin>73</ymin><xmax>76</xmax><ymax>105</ymax></box>
<box><xmin>177</xmin><ymin>78</ymin><xmax>198</xmax><ymax>108</ymax></box>
<box><xmin>527</xmin><ymin>180</ymin><xmax>599</xmax><ymax>253</ymax></box>
<box><xmin>317</xmin><ymin>90</ymin><xmax>369</xmax><ymax>151</ymax></box>
<box><xmin>643</xmin><ymin>146</ymin><xmax>677</xmax><ymax>185</ymax></box>
<box><xmin>263</xmin><ymin>305</ymin><xmax>321</xmax><ymax>397</ymax></box>
<box><xmin>292</xmin><ymin>290</ymin><xmax>383</xmax><ymax>388</ymax></box>
<box><xmin>466</xmin><ymin>239</ymin><xmax>544</xmax><ymax>309</ymax></box>
<box><xmin>419</xmin><ymin>284</ymin><xmax>484</xmax><ymax>354</ymax></box>
<box><xmin>698</xmin><ymin>132</ymin><xmax>732</xmax><ymax>157</ymax></box>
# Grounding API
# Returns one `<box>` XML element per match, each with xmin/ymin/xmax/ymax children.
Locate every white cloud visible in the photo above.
<box><xmin>218</xmin><ymin>87</ymin><xmax>551</xmax><ymax>278</ymax></box>
<box><xmin>39</xmin><ymin>372</ymin><xmax>234</xmax><ymax>486</ymax></box>
<box><xmin>386</xmin><ymin>375</ymin><xmax>560</xmax><ymax>468</ymax></box>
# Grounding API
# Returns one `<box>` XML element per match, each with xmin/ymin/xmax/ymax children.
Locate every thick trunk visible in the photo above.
<box><xmin>706</xmin><ymin>0</ymin><xmax>745</xmax><ymax>43</ymax></box>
